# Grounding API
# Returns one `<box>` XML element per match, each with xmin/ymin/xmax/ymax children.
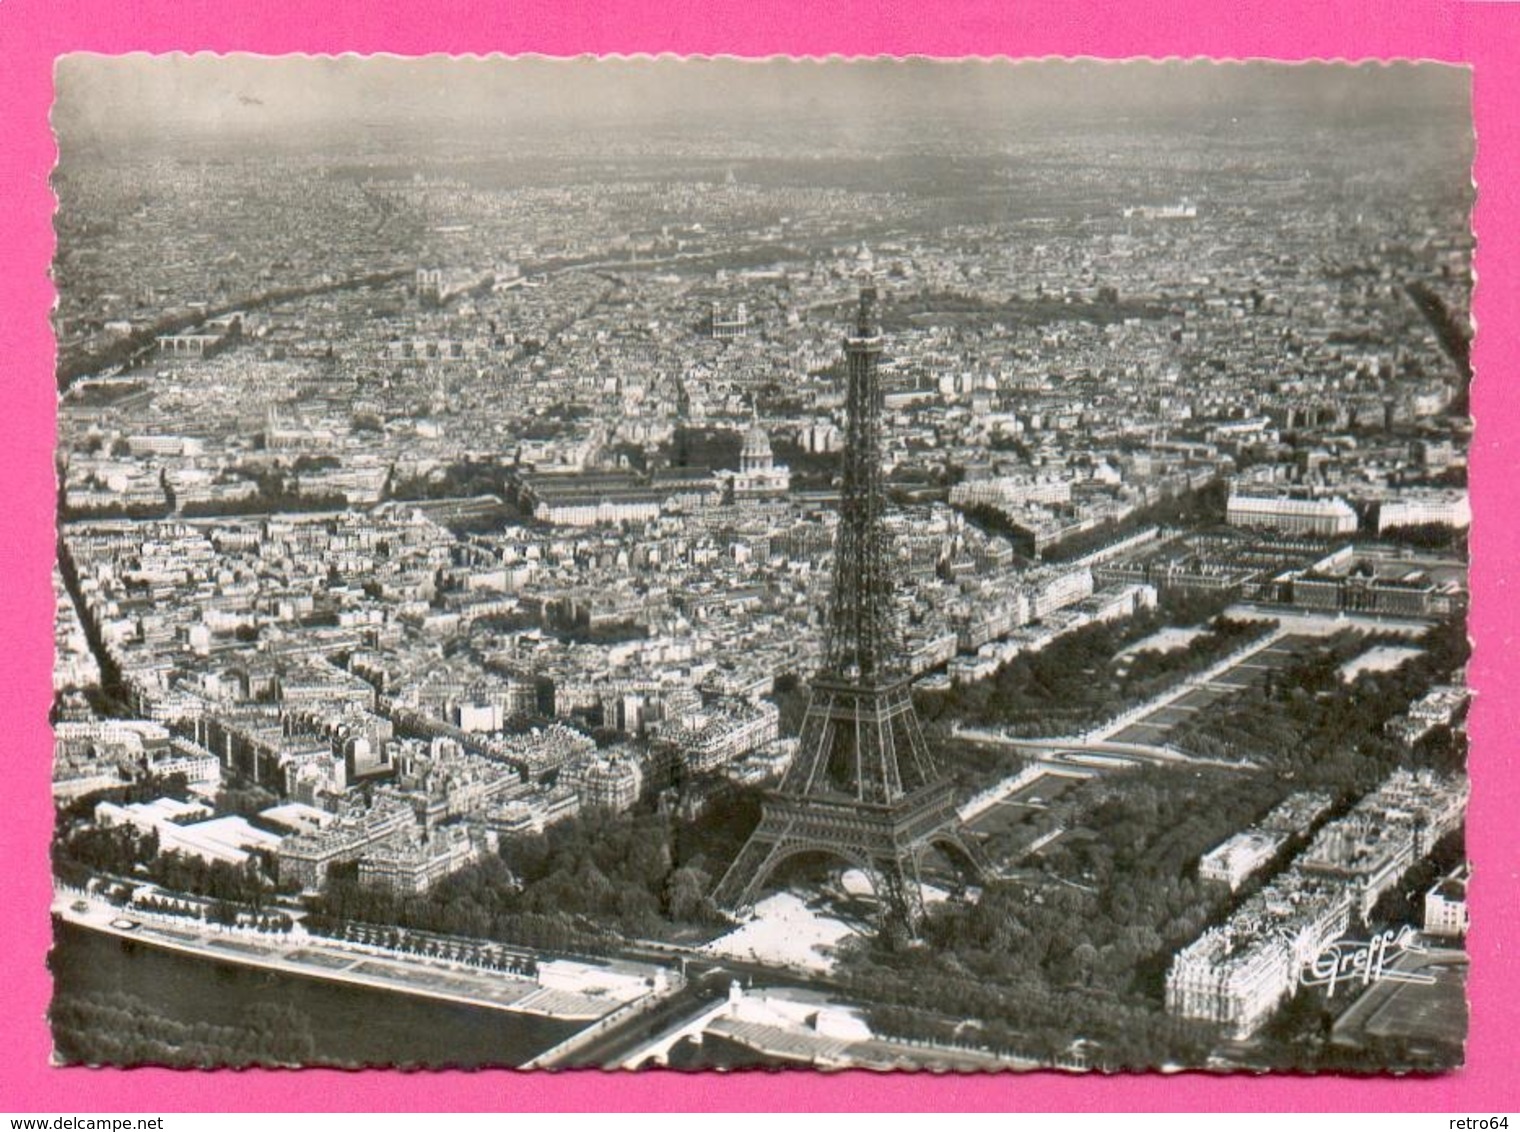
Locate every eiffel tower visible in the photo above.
<box><xmin>712</xmin><ymin>285</ymin><xmax>988</xmax><ymax>938</ymax></box>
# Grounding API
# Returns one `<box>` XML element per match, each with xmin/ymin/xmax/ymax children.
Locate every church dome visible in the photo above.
<box><xmin>742</xmin><ymin>424</ymin><xmax>773</xmax><ymax>461</ymax></box>
<box><xmin>739</xmin><ymin>423</ymin><xmax>777</xmax><ymax>476</ymax></box>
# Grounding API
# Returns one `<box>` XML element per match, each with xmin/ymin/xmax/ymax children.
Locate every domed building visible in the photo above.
<box><xmin>731</xmin><ymin>424</ymin><xmax>791</xmax><ymax>500</ymax></box>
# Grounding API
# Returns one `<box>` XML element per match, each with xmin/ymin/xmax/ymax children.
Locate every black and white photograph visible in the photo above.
<box><xmin>47</xmin><ymin>55</ymin><xmax>1473</xmax><ymax>1073</ymax></box>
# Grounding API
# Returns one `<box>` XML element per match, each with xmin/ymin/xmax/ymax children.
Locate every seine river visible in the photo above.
<box><xmin>49</xmin><ymin>921</ymin><xmax>583</xmax><ymax>1068</ymax></box>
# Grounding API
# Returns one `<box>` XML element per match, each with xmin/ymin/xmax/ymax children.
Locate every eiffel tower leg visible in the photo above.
<box><xmin>711</xmin><ymin>827</ymin><xmax>788</xmax><ymax>915</ymax></box>
<box><xmin>933</xmin><ymin>829</ymin><xmax>993</xmax><ymax>883</ymax></box>
<box><xmin>872</xmin><ymin>855</ymin><xmax>926</xmax><ymax>944</ymax></box>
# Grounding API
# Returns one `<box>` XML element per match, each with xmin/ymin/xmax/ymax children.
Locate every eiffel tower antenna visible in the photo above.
<box><xmin>712</xmin><ymin>285</ymin><xmax>987</xmax><ymax>941</ymax></box>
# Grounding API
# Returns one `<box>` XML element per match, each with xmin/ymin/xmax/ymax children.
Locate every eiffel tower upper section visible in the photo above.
<box><xmin>822</xmin><ymin>284</ymin><xmax>900</xmax><ymax>685</ymax></box>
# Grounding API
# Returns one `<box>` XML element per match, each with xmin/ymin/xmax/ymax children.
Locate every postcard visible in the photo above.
<box><xmin>42</xmin><ymin>54</ymin><xmax>1477</xmax><ymax>1076</ymax></box>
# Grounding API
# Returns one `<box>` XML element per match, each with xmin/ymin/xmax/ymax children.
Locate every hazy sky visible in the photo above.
<box><xmin>53</xmin><ymin>55</ymin><xmax>1471</xmax><ymax>150</ymax></box>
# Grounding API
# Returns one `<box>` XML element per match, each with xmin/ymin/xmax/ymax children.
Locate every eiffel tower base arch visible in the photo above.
<box><xmin>711</xmin><ymin>781</ymin><xmax>988</xmax><ymax>942</ymax></box>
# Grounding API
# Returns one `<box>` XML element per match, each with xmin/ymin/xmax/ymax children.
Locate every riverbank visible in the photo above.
<box><xmin>50</xmin><ymin>918</ymin><xmax>583</xmax><ymax>1068</ymax></box>
<box><xmin>53</xmin><ymin>890</ymin><xmax>661</xmax><ymax>1024</ymax></box>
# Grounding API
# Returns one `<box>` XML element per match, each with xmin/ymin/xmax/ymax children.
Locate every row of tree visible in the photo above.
<box><xmin>917</xmin><ymin>766</ymin><xmax>1292</xmax><ymax>1002</ymax></box>
<box><xmin>917</xmin><ymin>606</ymin><xmax>1268</xmax><ymax>738</ymax></box>
<box><xmin>1039</xmin><ymin>480</ymin><xmax>1230</xmax><ymax>564</ymax></box>
<box><xmin>51</xmin><ymin>992</ymin><xmax>318</xmax><ymax>1069</ymax></box>
<box><xmin>1168</xmin><ymin>616</ymin><xmax>1470</xmax><ymax>786</ymax></box>
<box><xmin>310</xmin><ymin>799</ymin><xmax>746</xmax><ymax>957</ymax></box>
<box><xmin>52</xmin><ymin>817</ymin><xmax>279</xmax><ymax>910</ymax></box>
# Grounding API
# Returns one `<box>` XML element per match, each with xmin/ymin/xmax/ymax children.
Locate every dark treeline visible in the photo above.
<box><xmin>55</xmin><ymin>772</ymin><xmax>191</xmax><ymax>825</ymax></box>
<box><xmin>301</xmin><ymin>917</ymin><xmax>536</xmax><ymax>976</ymax></box>
<box><xmin>313</xmin><ymin>795</ymin><xmax>763</xmax><ymax>951</ymax></box>
<box><xmin>471</xmin><ymin>610</ymin><xmax>648</xmax><ymax>646</ymax></box>
<box><xmin>389</xmin><ymin>459</ymin><xmax>514</xmax><ymax>502</ymax></box>
<box><xmin>917</xmin><ymin>594</ymin><xmax>1269</xmax><ymax>737</ymax></box>
<box><xmin>844</xmin><ymin>956</ymin><xmax>1217</xmax><ymax>1069</ymax></box>
<box><xmin>664</xmin><ymin>428</ymin><xmax>743</xmax><ymax>472</ymax></box>
<box><xmin>177</xmin><ymin>467</ymin><xmax>348</xmax><ymax>517</ymax></box>
<box><xmin>52</xmin><ymin>818</ymin><xmax>278</xmax><ymax>908</ymax></box>
<box><xmin>957</xmin><ymin>503</ymin><xmax>1032</xmax><ymax>551</ymax></box>
<box><xmin>59</xmin><ymin>500</ymin><xmax>172</xmax><ymax>522</ymax></box>
<box><xmin>1039</xmin><ymin>479</ymin><xmax>1229</xmax><ymax>564</ymax></box>
<box><xmin>1169</xmin><ymin>615</ymin><xmax>1469</xmax><ymax>785</ymax></box>
<box><xmin>51</xmin><ymin>991</ymin><xmax>317</xmax><ymax>1068</ymax></box>
<box><xmin>147</xmin><ymin>850</ymin><xmax>279</xmax><ymax>907</ymax></box>
<box><xmin>1376</xmin><ymin>522</ymin><xmax>1468</xmax><ymax>553</ymax></box>
<box><xmin>923</xmin><ymin>734</ymin><xmax>1032</xmax><ymax>798</ymax></box>
<box><xmin>52</xmin><ymin>823</ymin><xmax>158</xmax><ymax>888</ymax></box>
<box><xmin>1403</xmin><ymin>280</ymin><xmax>1472</xmax><ymax>414</ymax></box>
<box><xmin>958</xmin><ymin>482</ymin><xmax>1227</xmax><ymax>564</ymax></box>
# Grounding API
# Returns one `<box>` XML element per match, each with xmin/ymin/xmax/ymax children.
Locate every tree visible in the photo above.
<box><xmin>664</xmin><ymin>865</ymin><xmax>712</xmax><ymax>922</ymax></box>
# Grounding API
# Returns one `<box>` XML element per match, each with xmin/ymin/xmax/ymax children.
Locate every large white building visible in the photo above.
<box><xmin>1166</xmin><ymin>876</ymin><xmax>1351</xmax><ymax>1039</ymax></box>
<box><xmin>1386</xmin><ymin>685</ymin><xmax>1470</xmax><ymax>746</ymax></box>
<box><xmin>1423</xmin><ymin>863</ymin><xmax>1469</xmax><ymax>939</ymax></box>
<box><xmin>950</xmin><ymin>474</ymin><xmax>1073</xmax><ymax>509</ymax></box>
<box><xmin>1024</xmin><ymin>566</ymin><xmax>1094</xmax><ymax>621</ymax></box>
<box><xmin>487</xmin><ymin>787</ymin><xmax>581</xmax><ymax>837</ymax></box>
<box><xmin>275</xmin><ymin>796</ymin><xmax>416</xmax><ymax>890</ymax></box>
<box><xmin>1297</xmin><ymin>813</ymin><xmax>1417</xmax><ymax>920</ymax></box>
<box><xmin>146</xmin><ymin>737</ymin><xmax>222</xmax><ymax>785</ymax></box>
<box><xmin>559</xmin><ymin>748</ymin><xmax>645</xmax><ymax>813</ymax></box>
<box><xmin>356</xmin><ymin>824</ymin><xmax>486</xmax><ymax>897</ymax></box>
<box><xmin>730</xmin><ymin>425</ymin><xmax>791</xmax><ymax>500</ymax></box>
<box><xmin>660</xmin><ymin>698</ymin><xmax>781</xmax><ymax>774</ymax></box>
<box><xmin>533</xmin><ymin>494</ymin><xmax>665</xmax><ymax>527</ymax></box>
<box><xmin>95</xmin><ymin>797</ymin><xmax>283</xmax><ymax>868</ymax></box>
<box><xmin>1227</xmin><ymin>492</ymin><xmax>1358</xmax><ymax>536</ymax></box>
<box><xmin>1297</xmin><ymin>770</ymin><xmax>1468</xmax><ymax>917</ymax></box>
<box><xmin>1198</xmin><ymin>829</ymin><xmax>1288</xmax><ymax>891</ymax></box>
<box><xmin>1378</xmin><ymin>491</ymin><xmax>1471</xmax><ymax>533</ymax></box>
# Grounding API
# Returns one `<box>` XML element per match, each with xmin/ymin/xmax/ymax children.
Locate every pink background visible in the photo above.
<box><xmin>2</xmin><ymin>0</ymin><xmax>1518</xmax><ymax>1112</ymax></box>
